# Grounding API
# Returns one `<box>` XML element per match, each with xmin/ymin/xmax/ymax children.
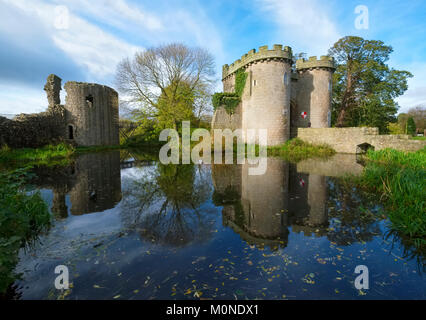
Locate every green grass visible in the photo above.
<box><xmin>0</xmin><ymin>143</ymin><xmax>131</xmax><ymax>168</ymax></box>
<box><xmin>267</xmin><ymin>138</ymin><xmax>336</xmax><ymax>162</ymax></box>
<box><xmin>412</xmin><ymin>136</ymin><xmax>426</xmax><ymax>141</ymax></box>
<box><xmin>0</xmin><ymin>143</ymin><xmax>75</xmax><ymax>167</ymax></box>
<box><xmin>355</xmin><ymin>147</ymin><xmax>426</xmax><ymax>248</ymax></box>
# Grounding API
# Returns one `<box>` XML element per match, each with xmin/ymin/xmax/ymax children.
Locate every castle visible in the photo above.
<box><xmin>211</xmin><ymin>44</ymin><xmax>336</xmax><ymax>146</ymax></box>
<box><xmin>0</xmin><ymin>74</ymin><xmax>119</xmax><ymax>148</ymax></box>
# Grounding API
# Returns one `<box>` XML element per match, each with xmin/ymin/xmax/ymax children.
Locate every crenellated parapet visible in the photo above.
<box><xmin>222</xmin><ymin>44</ymin><xmax>293</xmax><ymax>80</ymax></box>
<box><xmin>296</xmin><ymin>56</ymin><xmax>335</xmax><ymax>72</ymax></box>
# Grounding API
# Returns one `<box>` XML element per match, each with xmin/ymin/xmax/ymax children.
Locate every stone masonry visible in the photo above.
<box><xmin>212</xmin><ymin>44</ymin><xmax>335</xmax><ymax>146</ymax></box>
<box><xmin>298</xmin><ymin>127</ymin><xmax>426</xmax><ymax>153</ymax></box>
<box><xmin>0</xmin><ymin>74</ymin><xmax>119</xmax><ymax>148</ymax></box>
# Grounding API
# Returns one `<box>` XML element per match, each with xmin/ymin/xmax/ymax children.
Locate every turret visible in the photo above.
<box><xmin>295</xmin><ymin>56</ymin><xmax>335</xmax><ymax>129</ymax></box>
<box><xmin>221</xmin><ymin>44</ymin><xmax>293</xmax><ymax>146</ymax></box>
<box><xmin>64</xmin><ymin>82</ymin><xmax>119</xmax><ymax>146</ymax></box>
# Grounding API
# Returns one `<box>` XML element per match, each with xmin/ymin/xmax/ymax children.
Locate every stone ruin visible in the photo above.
<box><xmin>0</xmin><ymin>74</ymin><xmax>119</xmax><ymax>148</ymax></box>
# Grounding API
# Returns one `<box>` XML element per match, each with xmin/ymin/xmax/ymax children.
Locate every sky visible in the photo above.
<box><xmin>0</xmin><ymin>0</ymin><xmax>425</xmax><ymax>115</ymax></box>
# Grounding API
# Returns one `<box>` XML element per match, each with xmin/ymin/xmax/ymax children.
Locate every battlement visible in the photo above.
<box><xmin>222</xmin><ymin>44</ymin><xmax>293</xmax><ymax>79</ymax></box>
<box><xmin>296</xmin><ymin>56</ymin><xmax>335</xmax><ymax>71</ymax></box>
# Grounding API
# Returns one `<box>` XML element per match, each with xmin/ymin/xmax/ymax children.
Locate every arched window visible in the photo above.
<box><xmin>86</xmin><ymin>95</ymin><xmax>94</xmax><ymax>107</ymax></box>
<box><xmin>68</xmin><ymin>125</ymin><xmax>74</xmax><ymax>140</ymax></box>
<box><xmin>284</xmin><ymin>73</ymin><xmax>288</xmax><ymax>85</ymax></box>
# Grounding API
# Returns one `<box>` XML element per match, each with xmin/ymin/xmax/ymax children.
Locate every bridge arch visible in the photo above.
<box><xmin>356</xmin><ymin>142</ymin><xmax>374</xmax><ymax>154</ymax></box>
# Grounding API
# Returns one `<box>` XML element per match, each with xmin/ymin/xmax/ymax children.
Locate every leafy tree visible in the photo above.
<box><xmin>388</xmin><ymin>122</ymin><xmax>404</xmax><ymax>135</ymax></box>
<box><xmin>156</xmin><ymin>81</ymin><xmax>195</xmax><ymax>130</ymax></box>
<box><xmin>115</xmin><ymin>43</ymin><xmax>215</xmax><ymax>131</ymax></box>
<box><xmin>406</xmin><ymin>117</ymin><xmax>417</xmax><ymax>135</ymax></box>
<box><xmin>397</xmin><ymin>113</ymin><xmax>409</xmax><ymax>133</ymax></box>
<box><xmin>328</xmin><ymin>36</ymin><xmax>412</xmax><ymax>133</ymax></box>
<box><xmin>120</xmin><ymin>163</ymin><xmax>213</xmax><ymax>246</ymax></box>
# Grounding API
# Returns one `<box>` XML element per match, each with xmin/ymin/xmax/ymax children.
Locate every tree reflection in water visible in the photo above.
<box><xmin>326</xmin><ymin>178</ymin><xmax>383</xmax><ymax>246</ymax></box>
<box><xmin>120</xmin><ymin>163</ymin><xmax>214</xmax><ymax>247</ymax></box>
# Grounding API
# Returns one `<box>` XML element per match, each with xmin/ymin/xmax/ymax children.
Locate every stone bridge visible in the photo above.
<box><xmin>298</xmin><ymin>127</ymin><xmax>426</xmax><ymax>154</ymax></box>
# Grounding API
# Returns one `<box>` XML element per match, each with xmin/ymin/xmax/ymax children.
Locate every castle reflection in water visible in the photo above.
<box><xmin>33</xmin><ymin>151</ymin><xmax>364</xmax><ymax>249</ymax></box>
<box><xmin>212</xmin><ymin>154</ymin><xmax>364</xmax><ymax>249</ymax></box>
<box><xmin>212</xmin><ymin>159</ymin><xmax>329</xmax><ymax>250</ymax></box>
<box><xmin>33</xmin><ymin>151</ymin><xmax>122</xmax><ymax>218</ymax></box>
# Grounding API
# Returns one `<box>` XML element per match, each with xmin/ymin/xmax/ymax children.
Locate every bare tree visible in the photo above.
<box><xmin>407</xmin><ymin>105</ymin><xmax>426</xmax><ymax>132</ymax></box>
<box><xmin>115</xmin><ymin>43</ymin><xmax>216</xmax><ymax>121</ymax></box>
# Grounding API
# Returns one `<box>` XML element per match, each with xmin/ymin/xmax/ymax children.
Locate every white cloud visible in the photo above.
<box><xmin>0</xmin><ymin>0</ymin><xmax>225</xmax><ymax>114</ymax></box>
<box><xmin>0</xmin><ymin>85</ymin><xmax>46</xmax><ymax>114</ymax></box>
<box><xmin>259</xmin><ymin>0</ymin><xmax>341</xmax><ymax>55</ymax></box>
<box><xmin>51</xmin><ymin>16</ymin><xmax>142</xmax><ymax>79</ymax></box>
<box><xmin>51</xmin><ymin>0</ymin><xmax>163</xmax><ymax>32</ymax></box>
<box><xmin>2</xmin><ymin>0</ymin><xmax>143</xmax><ymax>81</ymax></box>
<box><xmin>396</xmin><ymin>62</ymin><xmax>426</xmax><ymax>113</ymax></box>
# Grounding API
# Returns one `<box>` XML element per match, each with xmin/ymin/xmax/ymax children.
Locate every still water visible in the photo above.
<box><xmin>9</xmin><ymin>151</ymin><xmax>426</xmax><ymax>299</ymax></box>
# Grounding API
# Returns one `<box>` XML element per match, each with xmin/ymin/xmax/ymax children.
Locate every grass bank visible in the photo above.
<box><xmin>354</xmin><ymin>147</ymin><xmax>426</xmax><ymax>247</ymax></box>
<box><xmin>0</xmin><ymin>143</ymin><xmax>128</xmax><ymax>168</ymax></box>
<box><xmin>0</xmin><ymin>143</ymin><xmax>75</xmax><ymax>167</ymax></box>
<box><xmin>0</xmin><ymin>137</ymin><xmax>336</xmax><ymax>167</ymax></box>
<box><xmin>267</xmin><ymin>138</ymin><xmax>336</xmax><ymax>162</ymax></box>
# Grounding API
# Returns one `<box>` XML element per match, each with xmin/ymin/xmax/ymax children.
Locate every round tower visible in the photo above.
<box><xmin>222</xmin><ymin>44</ymin><xmax>293</xmax><ymax>146</ymax></box>
<box><xmin>295</xmin><ymin>56</ymin><xmax>335</xmax><ymax>128</ymax></box>
<box><xmin>64</xmin><ymin>82</ymin><xmax>119</xmax><ymax>146</ymax></box>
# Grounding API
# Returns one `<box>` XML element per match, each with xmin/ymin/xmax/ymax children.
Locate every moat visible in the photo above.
<box><xmin>5</xmin><ymin>150</ymin><xmax>425</xmax><ymax>299</ymax></box>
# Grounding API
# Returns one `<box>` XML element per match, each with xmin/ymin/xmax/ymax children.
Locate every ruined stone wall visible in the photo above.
<box><xmin>30</xmin><ymin>151</ymin><xmax>122</xmax><ymax>217</ymax></box>
<box><xmin>1</xmin><ymin>74</ymin><xmax>120</xmax><ymax>148</ymax></box>
<box><xmin>298</xmin><ymin>127</ymin><xmax>426</xmax><ymax>153</ymax></box>
<box><xmin>0</xmin><ymin>105</ymin><xmax>65</xmax><ymax>148</ymax></box>
<box><xmin>69</xmin><ymin>151</ymin><xmax>122</xmax><ymax>215</ymax></box>
<box><xmin>44</xmin><ymin>74</ymin><xmax>62</xmax><ymax>107</ymax></box>
<box><xmin>0</xmin><ymin>74</ymin><xmax>66</xmax><ymax>148</ymax></box>
<box><xmin>64</xmin><ymin>82</ymin><xmax>119</xmax><ymax>146</ymax></box>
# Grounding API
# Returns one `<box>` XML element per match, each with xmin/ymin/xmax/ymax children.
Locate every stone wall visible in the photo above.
<box><xmin>0</xmin><ymin>105</ymin><xmax>65</xmax><ymax>148</ymax></box>
<box><xmin>295</xmin><ymin>68</ymin><xmax>332</xmax><ymax>128</ymax></box>
<box><xmin>0</xmin><ymin>74</ymin><xmax>120</xmax><ymax>149</ymax></box>
<box><xmin>298</xmin><ymin>127</ymin><xmax>426</xmax><ymax>154</ymax></box>
<box><xmin>213</xmin><ymin>45</ymin><xmax>335</xmax><ymax>146</ymax></box>
<box><xmin>64</xmin><ymin>82</ymin><xmax>119</xmax><ymax>146</ymax></box>
<box><xmin>31</xmin><ymin>150</ymin><xmax>122</xmax><ymax>217</ymax></box>
<box><xmin>222</xmin><ymin>44</ymin><xmax>292</xmax><ymax>79</ymax></box>
<box><xmin>242</xmin><ymin>59</ymin><xmax>291</xmax><ymax>146</ymax></box>
<box><xmin>69</xmin><ymin>151</ymin><xmax>122</xmax><ymax>215</ymax></box>
<box><xmin>210</xmin><ymin>104</ymin><xmax>242</xmax><ymax>131</ymax></box>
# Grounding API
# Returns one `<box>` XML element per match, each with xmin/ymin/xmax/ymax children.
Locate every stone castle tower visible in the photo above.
<box><xmin>211</xmin><ymin>44</ymin><xmax>335</xmax><ymax>146</ymax></box>
<box><xmin>64</xmin><ymin>81</ymin><xmax>119</xmax><ymax>146</ymax></box>
<box><xmin>45</xmin><ymin>74</ymin><xmax>119</xmax><ymax>146</ymax></box>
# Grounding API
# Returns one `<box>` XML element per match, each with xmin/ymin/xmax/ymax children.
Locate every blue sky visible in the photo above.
<box><xmin>1</xmin><ymin>0</ymin><xmax>425</xmax><ymax>114</ymax></box>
